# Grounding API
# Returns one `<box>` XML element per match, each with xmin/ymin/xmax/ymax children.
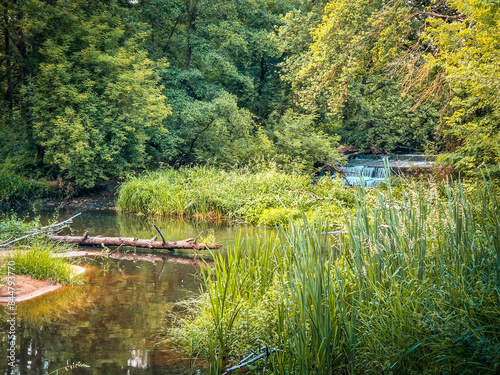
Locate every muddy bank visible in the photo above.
<box><xmin>0</xmin><ymin>265</ymin><xmax>86</xmax><ymax>305</ymax></box>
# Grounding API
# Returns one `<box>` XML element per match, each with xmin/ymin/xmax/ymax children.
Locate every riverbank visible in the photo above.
<box><xmin>117</xmin><ymin>167</ymin><xmax>360</xmax><ymax>228</ymax></box>
<box><xmin>171</xmin><ymin>176</ymin><xmax>500</xmax><ymax>374</ymax></box>
<box><xmin>0</xmin><ymin>264</ymin><xmax>86</xmax><ymax>305</ymax></box>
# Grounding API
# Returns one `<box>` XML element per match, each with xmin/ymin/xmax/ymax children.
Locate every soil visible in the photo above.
<box><xmin>0</xmin><ymin>265</ymin><xmax>86</xmax><ymax>305</ymax></box>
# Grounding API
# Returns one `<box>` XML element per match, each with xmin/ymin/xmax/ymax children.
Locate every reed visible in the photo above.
<box><xmin>117</xmin><ymin>166</ymin><xmax>355</xmax><ymax>227</ymax></box>
<box><xmin>173</xmin><ymin>176</ymin><xmax>500</xmax><ymax>374</ymax></box>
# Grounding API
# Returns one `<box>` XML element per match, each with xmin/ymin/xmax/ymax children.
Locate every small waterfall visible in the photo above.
<box><xmin>333</xmin><ymin>154</ymin><xmax>435</xmax><ymax>187</ymax></box>
<box><xmin>340</xmin><ymin>166</ymin><xmax>388</xmax><ymax>187</ymax></box>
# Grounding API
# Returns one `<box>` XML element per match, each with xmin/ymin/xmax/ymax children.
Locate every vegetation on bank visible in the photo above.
<box><xmin>171</xmin><ymin>177</ymin><xmax>500</xmax><ymax>374</ymax></box>
<box><xmin>117</xmin><ymin>167</ymin><xmax>361</xmax><ymax>227</ymax></box>
<box><xmin>0</xmin><ymin>215</ymin><xmax>83</xmax><ymax>286</ymax></box>
<box><xmin>0</xmin><ymin>246</ymin><xmax>82</xmax><ymax>286</ymax></box>
<box><xmin>0</xmin><ymin>169</ymin><xmax>55</xmax><ymax>202</ymax></box>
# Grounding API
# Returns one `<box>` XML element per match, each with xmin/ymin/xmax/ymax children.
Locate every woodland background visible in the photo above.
<box><xmin>1</xmin><ymin>0</ymin><xmax>498</xmax><ymax>189</ymax></box>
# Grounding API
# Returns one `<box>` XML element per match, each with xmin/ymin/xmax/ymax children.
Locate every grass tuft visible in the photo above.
<box><xmin>1</xmin><ymin>245</ymin><xmax>83</xmax><ymax>285</ymax></box>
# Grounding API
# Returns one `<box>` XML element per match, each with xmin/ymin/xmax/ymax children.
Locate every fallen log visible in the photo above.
<box><xmin>50</xmin><ymin>235</ymin><xmax>222</xmax><ymax>251</ymax></box>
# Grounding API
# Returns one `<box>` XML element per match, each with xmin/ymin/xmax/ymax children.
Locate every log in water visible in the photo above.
<box><xmin>50</xmin><ymin>233</ymin><xmax>221</xmax><ymax>251</ymax></box>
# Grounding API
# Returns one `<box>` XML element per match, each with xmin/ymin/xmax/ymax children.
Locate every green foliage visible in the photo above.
<box><xmin>267</xmin><ymin>110</ymin><xmax>341</xmax><ymax>172</ymax></box>
<box><xmin>258</xmin><ymin>207</ymin><xmax>298</xmax><ymax>227</ymax></box>
<box><xmin>117</xmin><ymin>167</ymin><xmax>355</xmax><ymax>227</ymax></box>
<box><xmin>0</xmin><ymin>0</ymin><xmax>344</xmax><ymax>188</ymax></box>
<box><xmin>0</xmin><ymin>214</ymin><xmax>38</xmax><ymax>241</ymax></box>
<box><xmin>278</xmin><ymin>0</ymin><xmax>442</xmax><ymax>153</ymax></box>
<box><xmin>1</xmin><ymin>0</ymin><xmax>497</xmax><ymax>188</ymax></box>
<box><xmin>27</xmin><ymin>2</ymin><xmax>171</xmax><ymax>187</ymax></box>
<box><xmin>173</xmin><ymin>177</ymin><xmax>500</xmax><ymax>374</ymax></box>
<box><xmin>135</xmin><ymin>0</ymin><xmax>308</xmax><ymax>169</ymax></box>
<box><xmin>0</xmin><ymin>169</ymin><xmax>54</xmax><ymax>201</ymax></box>
<box><xmin>0</xmin><ymin>244</ymin><xmax>83</xmax><ymax>285</ymax></box>
<box><xmin>422</xmin><ymin>0</ymin><xmax>500</xmax><ymax>173</ymax></box>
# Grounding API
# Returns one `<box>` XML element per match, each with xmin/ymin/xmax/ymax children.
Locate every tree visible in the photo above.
<box><xmin>2</xmin><ymin>0</ymin><xmax>171</xmax><ymax>187</ymax></box>
<box><xmin>278</xmin><ymin>0</ymin><xmax>443</xmax><ymax>152</ymax></box>
<box><xmin>133</xmin><ymin>0</ymin><xmax>302</xmax><ymax>165</ymax></box>
<box><xmin>420</xmin><ymin>0</ymin><xmax>500</xmax><ymax>171</ymax></box>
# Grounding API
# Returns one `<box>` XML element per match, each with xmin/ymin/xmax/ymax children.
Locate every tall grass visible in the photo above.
<box><xmin>173</xmin><ymin>177</ymin><xmax>500</xmax><ymax>374</ymax></box>
<box><xmin>0</xmin><ymin>242</ymin><xmax>83</xmax><ymax>285</ymax></box>
<box><xmin>117</xmin><ymin>166</ymin><xmax>355</xmax><ymax>227</ymax></box>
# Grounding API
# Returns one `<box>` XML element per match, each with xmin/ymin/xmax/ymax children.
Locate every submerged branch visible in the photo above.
<box><xmin>222</xmin><ymin>346</ymin><xmax>277</xmax><ymax>375</ymax></box>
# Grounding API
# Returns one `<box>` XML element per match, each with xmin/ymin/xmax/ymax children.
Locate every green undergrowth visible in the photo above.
<box><xmin>0</xmin><ymin>169</ymin><xmax>55</xmax><ymax>202</ymax></box>
<box><xmin>117</xmin><ymin>167</ymin><xmax>361</xmax><ymax>228</ymax></box>
<box><xmin>170</xmin><ymin>176</ymin><xmax>500</xmax><ymax>374</ymax></box>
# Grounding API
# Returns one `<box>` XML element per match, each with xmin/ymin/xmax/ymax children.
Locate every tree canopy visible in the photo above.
<box><xmin>0</xmin><ymin>0</ymin><xmax>498</xmax><ymax>187</ymax></box>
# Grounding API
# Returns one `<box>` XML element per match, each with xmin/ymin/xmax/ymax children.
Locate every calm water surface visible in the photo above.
<box><xmin>0</xmin><ymin>209</ymin><xmax>273</xmax><ymax>375</ymax></box>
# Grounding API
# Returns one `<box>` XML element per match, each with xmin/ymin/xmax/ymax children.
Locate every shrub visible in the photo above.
<box><xmin>0</xmin><ymin>169</ymin><xmax>54</xmax><ymax>201</ymax></box>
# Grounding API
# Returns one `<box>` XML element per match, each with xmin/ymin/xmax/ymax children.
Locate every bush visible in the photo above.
<box><xmin>0</xmin><ymin>169</ymin><xmax>54</xmax><ymax>201</ymax></box>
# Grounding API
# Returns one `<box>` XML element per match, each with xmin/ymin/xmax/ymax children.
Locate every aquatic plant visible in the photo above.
<box><xmin>117</xmin><ymin>166</ymin><xmax>355</xmax><ymax>227</ymax></box>
<box><xmin>172</xmin><ymin>177</ymin><xmax>500</xmax><ymax>374</ymax></box>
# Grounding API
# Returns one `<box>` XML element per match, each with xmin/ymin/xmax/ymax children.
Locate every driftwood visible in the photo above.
<box><xmin>0</xmin><ymin>213</ymin><xmax>81</xmax><ymax>248</ymax></box>
<box><xmin>50</xmin><ymin>234</ymin><xmax>222</xmax><ymax>251</ymax></box>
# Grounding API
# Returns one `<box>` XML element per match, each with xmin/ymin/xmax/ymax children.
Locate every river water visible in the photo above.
<box><xmin>0</xmin><ymin>209</ymin><xmax>272</xmax><ymax>375</ymax></box>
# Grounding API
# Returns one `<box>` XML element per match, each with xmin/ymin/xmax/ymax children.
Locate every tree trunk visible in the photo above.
<box><xmin>4</xmin><ymin>9</ymin><xmax>13</xmax><ymax>116</ymax></box>
<box><xmin>184</xmin><ymin>0</ymin><xmax>196</xmax><ymax>69</ymax></box>
<box><xmin>50</xmin><ymin>234</ymin><xmax>222</xmax><ymax>251</ymax></box>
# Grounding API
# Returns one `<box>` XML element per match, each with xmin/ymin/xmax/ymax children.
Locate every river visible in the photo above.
<box><xmin>0</xmin><ymin>208</ymin><xmax>272</xmax><ymax>375</ymax></box>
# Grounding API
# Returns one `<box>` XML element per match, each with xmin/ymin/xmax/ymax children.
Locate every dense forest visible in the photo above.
<box><xmin>1</xmin><ymin>0</ymin><xmax>499</xmax><ymax>189</ymax></box>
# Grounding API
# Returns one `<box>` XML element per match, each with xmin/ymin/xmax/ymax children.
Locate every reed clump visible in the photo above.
<box><xmin>117</xmin><ymin>166</ymin><xmax>356</xmax><ymax>227</ymax></box>
<box><xmin>0</xmin><ymin>243</ymin><xmax>83</xmax><ymax>285</ymax></box>
<box><xmin>172</xmin><ymin>177</ymin><xmax>500</xmax><ymax>374</ymax></box>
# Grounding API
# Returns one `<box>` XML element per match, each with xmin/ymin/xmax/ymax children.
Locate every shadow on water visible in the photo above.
<box><xmin>0</xmin><ymin>209</ymin><xmax>274</xmax><ymax>374</ymax></box>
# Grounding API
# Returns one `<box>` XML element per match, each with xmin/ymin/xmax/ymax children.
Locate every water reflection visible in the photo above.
<box><xmin>0</xmin><ymin>210</ymin><xmax>273</xmax><ymax>374</ymax></box>
<box><xmin>0</xmin><ymin>258</ymin><xmax>206</xmax><ymax>374</ymax></box>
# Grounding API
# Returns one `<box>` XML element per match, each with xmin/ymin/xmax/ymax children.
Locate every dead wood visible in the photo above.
<box><xmin>50</xmin><ymin>234</ymin><xmax>221</xmax><ymax>251</ymax></box>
